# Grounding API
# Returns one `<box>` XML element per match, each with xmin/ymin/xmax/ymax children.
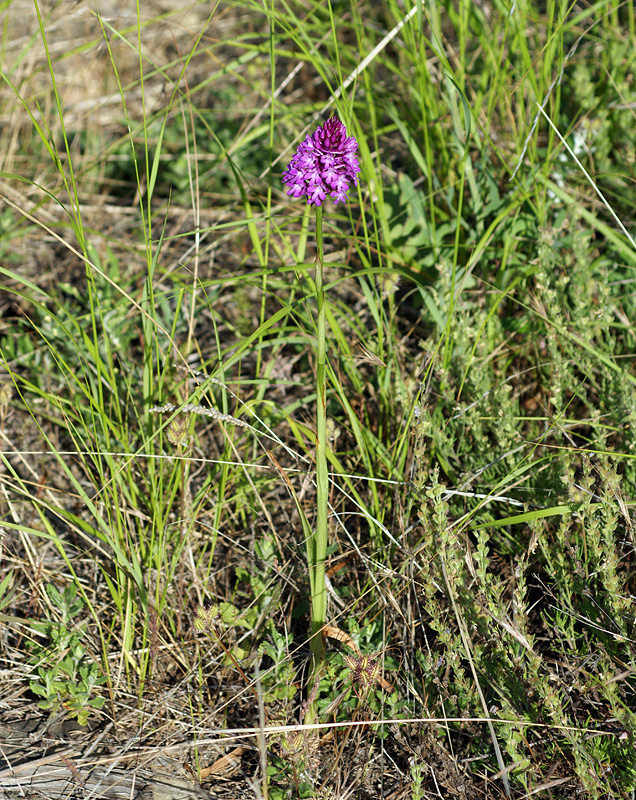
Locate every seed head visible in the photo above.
<box><xmin>194</xmin><ymin>604</ymin><xmax>219</xmax><ymax>632</ymax></box>
<box><xmin>282</xmin><ymin>116</ymin><xmax>361</xmax><ymax>206</ymax></box>
<box><xmin>343</xmin><ymin>653</ymin><xmax>382</xmax><ymax>691</ymax></box>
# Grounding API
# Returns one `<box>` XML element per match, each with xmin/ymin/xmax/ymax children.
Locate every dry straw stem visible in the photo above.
<box><xmin>79</xmin><ymin>716</ymin><xmax>600</xmax><ymax>755</ymax></box>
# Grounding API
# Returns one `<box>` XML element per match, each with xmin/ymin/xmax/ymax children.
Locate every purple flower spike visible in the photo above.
<box><xmin>282</xmin><ymin>117</ymin><xmax>361</xmax><ymax>207</ymax></box>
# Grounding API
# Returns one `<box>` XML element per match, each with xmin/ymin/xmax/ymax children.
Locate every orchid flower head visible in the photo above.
<box><xmin>282</xmin><ymin>116</ymin><xmax>361</xmax><ymax>207</ymax></box>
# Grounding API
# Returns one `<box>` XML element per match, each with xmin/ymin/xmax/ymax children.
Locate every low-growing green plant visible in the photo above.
<box><xmin>28</xmin><ymin>583</ymin><xmax>105</xmax><ymax>726</ymax></box>
<box><xmin>194</xmin><ymin>550</ymin><xmax>298</xmax><ymax>706</ymax></box>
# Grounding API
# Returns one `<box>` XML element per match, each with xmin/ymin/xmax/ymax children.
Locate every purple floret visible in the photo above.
<box><xmin>282</xmin><ymin>117</ymin><xmax>361</xmax><ymax>207</ymax></box>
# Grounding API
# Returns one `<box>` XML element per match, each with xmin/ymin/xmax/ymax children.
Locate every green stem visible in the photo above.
<box><xmin>307</xmin><ymin>205</ymin><xmax>328</xmax><ymax>722</ymax></box>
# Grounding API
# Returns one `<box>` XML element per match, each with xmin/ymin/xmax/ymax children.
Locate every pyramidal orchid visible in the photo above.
<box><xmin>282</xmin><ymin>115</ymin><xmax>362</xmax><ymax>724</ymax></box>
<box><xmin>282</xmin><ymin>116</ymin><xmax>360</xmax><ymax>206</ymax></box>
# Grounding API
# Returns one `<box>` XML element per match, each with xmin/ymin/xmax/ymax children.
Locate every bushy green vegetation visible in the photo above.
<box><xmin>0</xmin><ymin>0</ymin><xmax>635</xmax><ymax>797</ymax></box>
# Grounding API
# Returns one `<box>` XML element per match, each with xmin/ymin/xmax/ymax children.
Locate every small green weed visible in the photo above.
<box><xmin>28</xmin><ymin>583</ymin><xmax>105</xmax><ymax>726</ymax></box>
<box><xmin>194</xmin><ymin>545</ymin><xmax>298</xmax><ymax>705</ymax></box>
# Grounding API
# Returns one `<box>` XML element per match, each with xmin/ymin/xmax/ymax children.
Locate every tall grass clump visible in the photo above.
<box><xmin>0</xmin><ymin>0</ymin><xmax>635</xmax><ymax>798</ymax></box>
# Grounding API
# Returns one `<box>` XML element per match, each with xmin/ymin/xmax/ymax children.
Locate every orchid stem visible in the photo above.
<box><xmin>306</xmin><ymin>204</ymin><xmax>328</xmax><ymax>723</ymax></box>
